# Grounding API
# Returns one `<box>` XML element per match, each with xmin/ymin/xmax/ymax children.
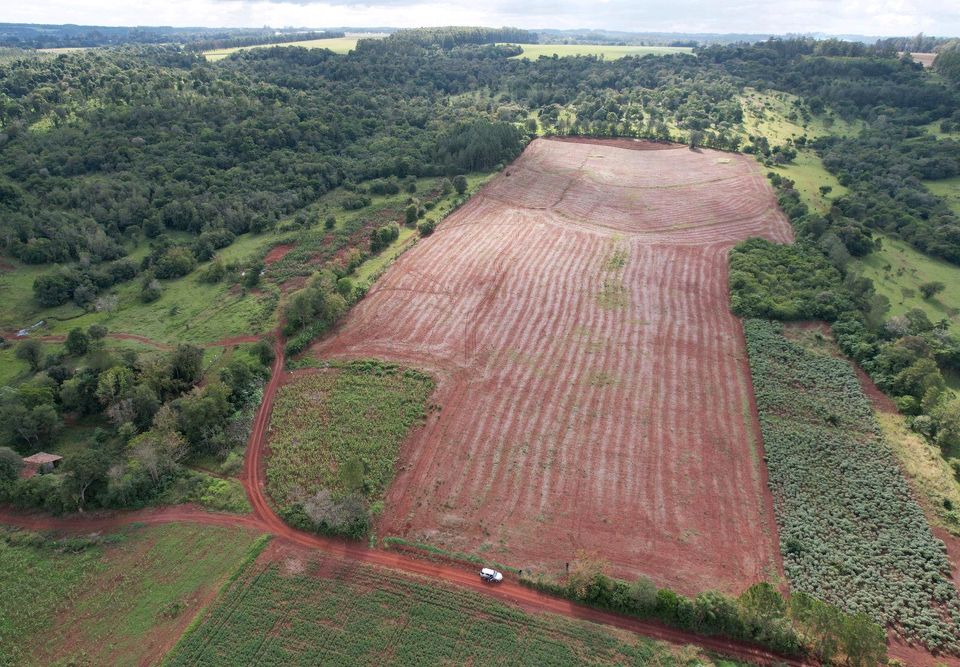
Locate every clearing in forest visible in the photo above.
<box><xmin>311</xmin><ymin>137</ymin><xmax>793</xmax><ymax>595</ymax></box>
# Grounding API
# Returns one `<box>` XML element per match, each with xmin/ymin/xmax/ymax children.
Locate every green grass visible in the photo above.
<box><xmin>925</xmin><ymin>176</ymin><xmax>960</xmax><ymax>215</ymax></box>
<box><xmin>204</xmin><ymin>36</ymin><xmax>369</xmax><ymax>61</ymax></box>
<box><xmin>739</xmin><ymin>89</ymin><xmax>854</xmax><ymax>213</ymax></box>
<box><xmin>266</xmin><ymin>360</ymin><xmax>434</xmax><ymax>509</ymax></box>
<box><xmin>855</xmin><ymin>234</ymin><xmax>960</xmax><ymax>323</ymax></box>
<box><xmin>168</xmin><ymin>553</ymin><xmax>743</xmax><ymax>666</ymax></box>
<box><xmin>0</xmin><ymin>523</ymin><xmax>262</xmax><ymax>667</ymax></box>
<box><xmin>0</xmin><ymin>346</ymin><xmax>30</xmax><ymax>386</ymax></box>
<box><xmin>921</xmin><ymin>119</ymin><xmax>960</xmax><ymax>141</ymax></box>
<box><xmin>509</xmin><ymin>43</ymin><xmax>693</xmax><ymax>60</ymax></box>
<box><xmin>769</xmin><ymin>150</ymin><xmax>847</xmax><ymax>214</ymax></box>
<box><xmin>740</xmin><ymin>89</ymin><xmax>860</xmax><ymax>144</ymax></box>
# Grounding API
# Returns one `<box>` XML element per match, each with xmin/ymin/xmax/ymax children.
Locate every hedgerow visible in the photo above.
<box><xmin>745</xmin><ymin>319</ymin><xmax>960</xmax><ymax>654</ymax></box>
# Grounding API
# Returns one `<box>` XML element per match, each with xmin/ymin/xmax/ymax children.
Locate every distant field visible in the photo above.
<box><xmin>0</xmin><ymin>524</ymin><xmax>262</xmax><ymax>666</ymax></box>
<box><xmin>855</xmin><ymin>234</ymin><xmax>960</xmax><ymax>323</ymax></box>
<box><xmin>509</xmin><ymin>43</ymin><xmax>692</xmax><ymax>60</ymax></box>
<box><xmin>169</xmin><ymin>546</ymin><xmax>740</xmax><ymax>666</ymax></box>
<box><xmin>204</xmin><ymin>36</ymin><xmax>371</xmax><ymax>61</ymax></box>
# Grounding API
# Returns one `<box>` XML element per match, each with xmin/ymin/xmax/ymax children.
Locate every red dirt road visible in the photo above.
<box><xmin>311</xmin><ymin>138</ymin><xmax>792</xmax><ymax>596</ymax></box>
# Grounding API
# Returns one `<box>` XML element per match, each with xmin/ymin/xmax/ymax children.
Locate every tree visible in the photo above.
<box><xmin>324</xmin><ymin>214</ymin><xmax>336</xmax><ymax>229</ymax></box>
<box><xmin>0</xmin><ymin>446</ymin><xmax>23</xmax><ymax>481</ymax></box>
<box><xmin>154</xmin><ymin>246</ymin><xmax>197</xmax><ymax>279</ymax></box>
<box><xmin>418</xmin><ymin>219</ymin><xmax>436</xmax><ymax>236</ymax></box>
<box><xmin>819</xmin><ymin>185</ymin><xmax>833</xmax><ymax>196</ymax></box>
<box><xmin>88</xmin><ymin>324</ymin><xmax>108</xmax><ymax>343</ymax></box>
<box><xmin>919</xmin><ymin>281</ymin><xmax>946</xmax><ymax>299</ymax></box>
<box><xmin>244</xmin><ymin>260</ymin><xmax>264</xmax><ymax>289</ymax></box>
<box><xmin>168</xmin><ymin>344</ymin><xmax>204</xmax><ymax>393</ymax></box>
<box><xmin>61</xmin><ymin>450</ymin><xmax>109</xmax><ymax>511</ymax></box>
<box><xmin>15</xmin><ymin>339</ymin><xmax>44</xmax><ymax>373</ymax></box>
<box><xmin>404</xmin><ymin>203</ymin><xmax>418</xmax><ymax>225</ymax></box>
<box><xmin>452</xmin><ymin>174</ymin><xmax>467</xmax><ymax>195</ymax></box>
<box><xmin>65</xmin><ymin>328</ymin><xmax>90</xmax><ymax>356</ymax></box>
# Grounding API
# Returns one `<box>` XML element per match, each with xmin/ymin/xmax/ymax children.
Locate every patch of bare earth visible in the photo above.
<box><xmin>312</xmin><ymin>138</ymin><xmax>792</xmax><ymax>596</ymax></box>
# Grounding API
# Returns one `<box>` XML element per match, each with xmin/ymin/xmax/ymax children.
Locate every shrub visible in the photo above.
<box><xmin>417</xmin><ymin>219</ymin><xmax>436</xmax><ymax>236</ymax></box>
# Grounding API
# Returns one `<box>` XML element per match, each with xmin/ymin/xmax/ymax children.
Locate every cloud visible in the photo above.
<box><xmin>3</xmin><ymin>0</ymin><xmax>959</xmax><ymax>37</ymax></box>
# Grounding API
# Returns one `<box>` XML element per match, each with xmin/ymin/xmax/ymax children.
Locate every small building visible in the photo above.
<box><xmin>21</xmin><ymin>452</ymin><xmax>63</xmax><ymax>478</ymax></box>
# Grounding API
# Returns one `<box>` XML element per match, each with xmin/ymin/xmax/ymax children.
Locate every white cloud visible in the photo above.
<box><xmin>2</xmin><ymin>0</ymin><xmax>958</xmax><ymax>36</ymax></box>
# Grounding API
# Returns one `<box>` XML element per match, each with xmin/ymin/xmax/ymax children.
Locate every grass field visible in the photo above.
<box><xmin>855</xmin><ymin>234</ymin><xmax>960</xmax><ymax>323</ymax></box>
<box><xmin>741</xmin><ymin>89</ymin><xmax>860</xmax><ymax>144</ymax></box>
<box><xmin>0</xmin><ymin>523</ymin><xmax>263</xmax><ymax>667</ymax></box>
<box><xmin>266</xmin><ymin>361</ymin><xmax>434</xmax><ymax>513</ymax></box>
<box><xmin>168</xmin><ymin>549</ymin><xmax>742</xmax><ymax>666</ymax></box>
<box><xmin>926</xmin><ymin>176</ymin><xmax>960</xmax><ymax>215</ymax></box>
<box><xmin>204</xmin><ymin>36</ymin><xmax>371</xmax><ymax>61</ymax></box>
<box><xmin>740</xmin><ymin>89</ymin><xmax>853</xmax><ymax>214</ymax></box>
<box><xmin>769</xmin><ymin>150</ymin><xmax>847</xmax><ymax>214</ymax></box>
<box><xmin>509</xmin><ymin>43</ymin><xmax>692</xmax><ymax>60</ymax></box>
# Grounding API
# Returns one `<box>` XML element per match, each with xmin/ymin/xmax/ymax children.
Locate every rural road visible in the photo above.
<box><xmin>0</xmin><ymin>333</ymin><xmax>809</xmax><ymax>667</ymax></box>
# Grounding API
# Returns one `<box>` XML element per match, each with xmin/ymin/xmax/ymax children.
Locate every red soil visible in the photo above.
<box><xmin>310</xmin><ymin>137</ymin><xmax>793</xmax><ymax>596</ymax></box>
<box><xmin>264</xmin><ymin>243</ymin><xmax>295</xmax><ymax>265</ymax></box>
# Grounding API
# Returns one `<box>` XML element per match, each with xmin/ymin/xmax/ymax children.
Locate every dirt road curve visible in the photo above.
<box><xmin>0</xmin><ymin>330</ymin><xmax>807</xmax><ymax>667</ymax></box>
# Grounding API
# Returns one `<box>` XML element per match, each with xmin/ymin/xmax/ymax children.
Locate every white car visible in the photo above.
<box><xmin>480</xmin><ymin>567</ymin><xmax>503</xmax><ymax>583</ymax></box>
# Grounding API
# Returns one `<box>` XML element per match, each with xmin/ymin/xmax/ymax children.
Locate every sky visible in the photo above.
<box><xmin>3</xmin><ymin>0</ymin><xmax>960</xmax><ymax>38</ymax></box>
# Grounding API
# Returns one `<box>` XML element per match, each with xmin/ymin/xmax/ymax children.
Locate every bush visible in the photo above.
<box><xmin>0</xmin><ymin>447</ymin><xmax>23</xmax><ymax>481</ymax></box>
<box><xmin>65</xmin><ymin>328</ymin><xmax>89</xmax><ymax>357</ymax></box>
<box><xmin>417</xmin><ymin>219</ymin><xmax>436</xmax><ymax>236</ymax></box>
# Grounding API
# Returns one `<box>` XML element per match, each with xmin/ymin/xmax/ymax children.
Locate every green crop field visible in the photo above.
<box><xmin>266</xmin><ymin>361</ymin><xmax>434</xmax><ymax>533</ymax></box>
<box><xmin>509</xmin><ymin>44</ymin><xmax>692</xmax><ymax>60</ymax></box>
<box><xmin>204</xmin><ymin>36</ymin><xmax>373</xmax><ymax>61</ymax></box>
<box><xmin>168</xmin><ymin>553</ymin><xmax>742</xmax><ymax>666</ymax></box>
<box><xmin>744</xmin><ymin>319</ymin><xmax>960</xmax><ymax>654</ymax></box>
<box><xmin>0</xmin><ymin>523</ymin><xmax>263</xmax><ymax>666</ymax></box>
<box><xmin>855</xmin><ymin>234</ymin><xmax>960</xmax><ymax>323</ymax></box>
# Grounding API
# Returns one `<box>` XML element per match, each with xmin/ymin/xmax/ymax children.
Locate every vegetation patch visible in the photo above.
<box><xmin>0</xmin><ymin>523</ymin><xmax>260</xmax><ymax>666</ymax></box>
<box><xmin>267</xmin><ymin>360</ymin><xmax>434</xmax><ymax>538</ymax></box>
<box><xmin>856</xmin><ymin>233</ymin><xmax>960</xmax><ymax>323</ymax></box>
<box><xmin>744</xmin><ymin>319</ymin><xmax>960</xmax><ymax>654</ymax></box>
<box><xmin>167</xmin><ymin>553</ymin><xmax>735</xmax><ymax>666</ymax></box>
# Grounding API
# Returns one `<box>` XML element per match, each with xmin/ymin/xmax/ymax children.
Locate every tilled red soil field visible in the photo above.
<box><xmin>311</xmin><ymin>138</ymin><xmax>793</xmax><ymax>596</ymax></box>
